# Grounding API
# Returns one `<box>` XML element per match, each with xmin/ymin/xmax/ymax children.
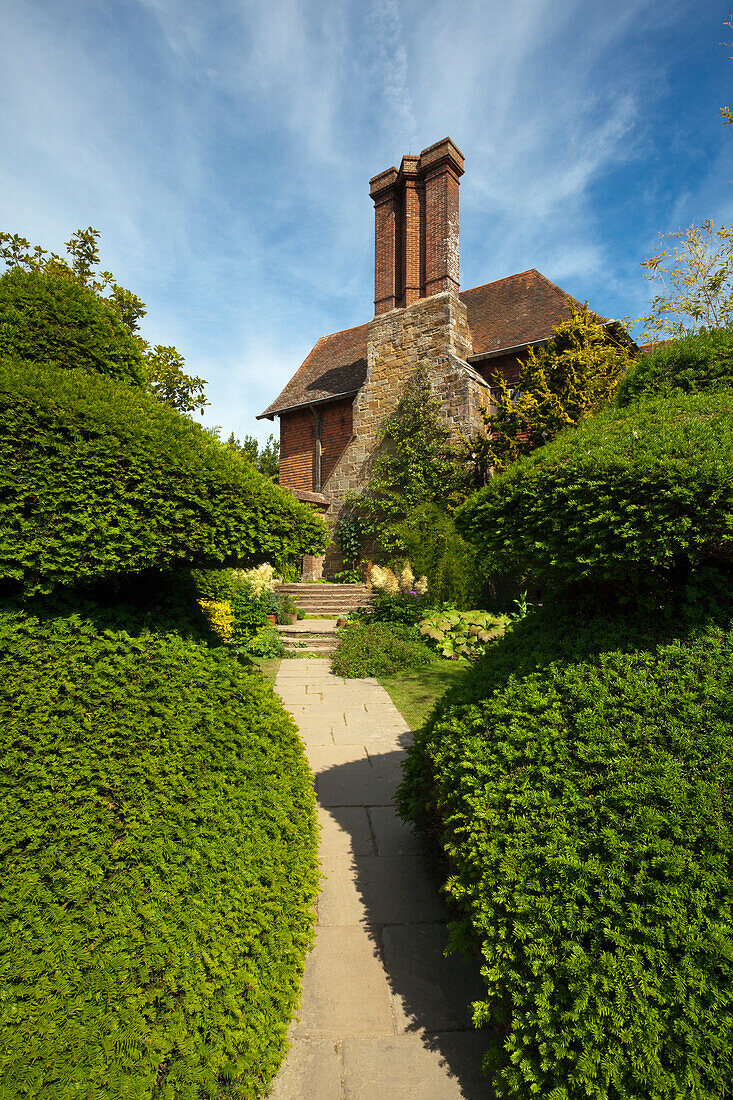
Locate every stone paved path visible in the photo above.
<box><xmin>268</xmin><ymin>659</ymin><xmax>491</xmax><ymax>1099</ymax></box>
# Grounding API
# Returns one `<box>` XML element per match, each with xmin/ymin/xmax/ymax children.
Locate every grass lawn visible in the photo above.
<box><xmin>252</xmin><ymin>657</ymin><xmax>281</xmax><ymax>683</ymax></box>
<box><xmin>378</xmin><ymin>658</ymin><xmax>472</xmax><ymax>731</ymax></box>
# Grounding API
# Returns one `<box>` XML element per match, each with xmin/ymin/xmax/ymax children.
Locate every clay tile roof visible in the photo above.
<box><xmin>258</xmin><ymin>323</ymin><xmax>368</xmax><ymax>419</ymax></box>
<box><xmin>258</xmin><ymin>270</ymin><xmax>610</xmax><ymax>418</ymax></box>
<box><xmin>460</xmin><ymin>268</ymin><xmax>607</xmax><ymax>358</ymax></box>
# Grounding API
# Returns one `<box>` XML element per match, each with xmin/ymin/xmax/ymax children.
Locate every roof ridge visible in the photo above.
<box><xmin>461</xmin><ymin>268</ymin><xmax>542</xmax><ymax>295</ymax></box>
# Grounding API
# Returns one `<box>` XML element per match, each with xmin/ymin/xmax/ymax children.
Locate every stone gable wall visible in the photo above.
<box><xmin>322</xmin><ymin>291</ymin><xmax>489</xmax><ymax>521</ymax></box>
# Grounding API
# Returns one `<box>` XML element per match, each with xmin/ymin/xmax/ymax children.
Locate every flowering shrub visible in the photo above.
<box><xmin>236</xmin><ymin>562</ymin><xmax>278</xmax><ymax>597</ymax></box>
<box><xmin>369</xmin><ymin>562</ymin><xmax>428</xmax><ymax>597</ymax></box>
<box><xmin>197</xmin><ymin>598</ymin><xmax>234</xmax><ymax>643</ymax></box>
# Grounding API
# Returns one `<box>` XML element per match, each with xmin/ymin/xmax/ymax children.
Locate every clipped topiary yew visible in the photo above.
<box><xmin>398</xmin><ymin>600</ymin><xmax>733</xmax><ymax>1099</ymax></box>
<box><xmin>0</xmin><ymin>359</ymin><xmax>328</xmax><ymax>594</ymax></box>
<box><xmin>617</xmin><ymin>327</ymin><xmax>733</xmax><ymax>406</ymax></box>
<box><xmin>0</xmin><ymin>266</ymin><xmax>147</xmax><ymax>386</ymax></box>
<box><xmin>457</xmin><ymin>391</ymin><xmax>733</xmax><ymax>594</ymax></box>
<box><xmin>0</xmin><ymin>601</ymin><xmax>319</xmax><ymax>1098</ymax></box>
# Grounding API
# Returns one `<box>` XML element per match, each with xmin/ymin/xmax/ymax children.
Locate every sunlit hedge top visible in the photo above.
<box><xmin>0</xmin><ymin>267</ymin><xmax>147</xmax><ymax>386</ymax></box>
<box><xmin>0</xmin><ymin>359</ymin><xmax>328</xmax><ymax>593</ymax></box>
<box><xmin>617</xmin><ymin>327</ymin><xmax>733</xmax><ymax>407</ymax></box>
<box><xmin>457</xmin><ymin>392</ymin><xmax>733</xmax><ymax>592</ymax></box>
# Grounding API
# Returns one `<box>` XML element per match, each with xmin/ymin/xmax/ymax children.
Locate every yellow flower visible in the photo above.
<box><xmin>198</xmin><ymin>598</ymin><xmax>234</xmax><ymax>642</ymax></box>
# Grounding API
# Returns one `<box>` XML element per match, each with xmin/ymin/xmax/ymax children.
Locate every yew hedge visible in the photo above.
<box><xmin>0</xmin><ymin>602</ymin><xmax>319</xmax><ymax>1099</ymax></box>
<box><xmin>398</xmin><ymin>602</ymin><xmax>733</xmax><ymax>1099</ymax></box>
<box><xmin>0</xmin><ymin>267</ymin><xmax>147</xmax><ymax>386</ymax></box>
<box><xmin>457</xmin><ymin>392</ymin><xmax>733</xmax><ymax>593</ymax></box>
<box><xmin>0</xmin><ymin>359</ymin><xmax>327</xmax><ymax>593</ymax></box>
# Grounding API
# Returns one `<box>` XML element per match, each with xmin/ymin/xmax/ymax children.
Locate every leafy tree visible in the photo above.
<box><xmin>0</xmin><ymin>227</ymin><xmax>209</xmax><ymax>415</ymax></box>
<box><xmin>467</xmin><ymin>301</ymin><xmax>630</xmax><ymax>476</ymax></box>
<box><xmin>353</xmin><ymin>364</ymin><xmax>462</xmax><ymax>552</ymax></box>
<box><xmin>225</xmin><ymin>432</ymin><xmax>280</xmax><ymax>480</ymax></box>
<box><xmin>640</xmin><ymin>221</ymin><xmax>733</xmax><ymax>338</ymax></box>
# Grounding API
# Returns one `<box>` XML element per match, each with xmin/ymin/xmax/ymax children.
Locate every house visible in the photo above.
<box><xmin>259</xmin><ymin>137</ymin><xmax>616</xmax><ymax>578</ymax></box>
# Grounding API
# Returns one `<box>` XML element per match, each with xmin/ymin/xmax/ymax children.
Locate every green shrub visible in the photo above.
<box><xmin>393</xmin><ymin>503</ymin><xmax>481</xmax><ymax>606</ymax></box>
<box><xmin>457</xmin><ymin>392</ymin><xmax>733</xmax><ymax>594</ymax></box>
<box><xmin>352</xmin><ymin>591</ymin><xmax>429</xmax><ymax>627</ymax></box>
<box><xmin>0</xmin><ymin>266</ymin><xmax>147</xmax><ymax>386</ymax></box>
<box><xmin>0</xmin><ymin>360</ymin><xmax>327</xmax><ymax>594</ymax></box>
<box><xmin>618</xmin><ymin>327</ymin><xmax>733</xmax><ymax>406</ymax></box>
<box><xmin>0</xmin><ymin>601</ymin><xmax>318</xmax><ymax>1099</ymax></box>
<box><xmin>398</xmin><ymin>601</ymin><xmax>733</xmax><ymax>1099</ymax></box>
<box><xmin>332</xmin><ymin>621</ymin><xmax>435</xmax><ymax>678</ymax></box>
<box><xmin>418</xmin><ymin>607</ymin><xmax>508</xmax><ymax>659</ymax></box>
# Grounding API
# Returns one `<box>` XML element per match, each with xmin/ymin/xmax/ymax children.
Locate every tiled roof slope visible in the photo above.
<box><xmin>258</xmin><ymin>324</ymin><xmax>368</xmax><ymax>419</ymax></box>
<box><xmin>461</xmin><ymin>269</ymin><xmax>606</xmax><ymax>355</ymax></box>
<box><xmin>258</xmin><ymin>270</ymin><xmax>607</xmax><ymax>418</ymax></box>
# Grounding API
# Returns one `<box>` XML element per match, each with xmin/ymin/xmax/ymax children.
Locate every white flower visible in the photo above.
<box><xmin>383</xmin><ymin>568</ymin><xmax>399</xmax><ymax>596</ymax></box>
<box><xmin>370</xmin><ymin>564</ymin><xmax>386</xmax><ymax>591</ymax></box>
<box><xmin>400</xmin><ymin>563</ymin><xmax>415</xmax><ymax>592</ymax></box>
<box><xmin>415</xmin><ymin>576</ymin><xmax>428</xmax><ymax>596</ymax></box>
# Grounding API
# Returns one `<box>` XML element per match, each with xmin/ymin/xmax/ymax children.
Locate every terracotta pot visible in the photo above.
<box><xmin>267</xmin><ymin>614</ymin><xmax>277</xmax><ymax>625</ymax></box>
<box><xmin>284</xmin><ymin>613</ymin><xmax>298</xmax><ymax>625</ymax></box>
<box><xmin>336</xmin><ymin>617</ymin><xmax>348</xmax><ymax>628</ymax></box>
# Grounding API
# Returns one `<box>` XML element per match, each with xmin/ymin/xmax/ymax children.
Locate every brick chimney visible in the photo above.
<box><xmin>369</xmin><ymin>137</ymin><xmax>464</xmax><ymax>316</ymax></box>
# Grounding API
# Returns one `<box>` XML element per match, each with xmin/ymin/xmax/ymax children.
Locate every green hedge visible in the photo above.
<box><xmin>0</xmin><ymin>267</ymin><xmax>147</xmax><ymax>386</ymax></box>
<box><xmin>618</xmin><ymin>328</ymin><xmax>733</xmax><ymax>406</ymax></box>
<box><xmin>0</xmin><ymin>359</ymin><xmax>328</xmax><ymax>593</ymax></box>
<box><xmin>332</xmin><ymin>621</ymin><xmax>434</xmax><ymax>678</ymax></box>
<box><xmin>398</xmin><ymin>602</ymin><xmax>733</xmax><ymax>1098</ymax></box>
<box><xmin>0</xmin><ymin>602</ymin><xmax>319</xmax><ymax>1099</ymax></box>
<box><xmin>457</xmin><ymin>392</ymin><xmax>733</xmax><ymax>593</ymax></box>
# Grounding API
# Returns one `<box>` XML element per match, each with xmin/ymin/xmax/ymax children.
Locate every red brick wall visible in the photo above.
<box><xmin>279</xmin><ymin>406</ymin><xmax>315</xmax><ymax>491</ymax></box>
<box><xmin>279</xmin><ymin>399</ymin><xmax>354</xmax><ymax>493</ymax></box>
<box><xmin>321</xmin><ymin>398</ymin><xmax>353</xmax><ymax>484</ymax></box>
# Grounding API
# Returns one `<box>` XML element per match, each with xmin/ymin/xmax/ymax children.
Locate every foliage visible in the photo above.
<box><xmin>197</xmin><ymin>597</ymin><xmax>235</xmax><ymax>643</ymax></box>
<box><xmin>0</xmin><ymin>266</ymin><xmax>147</xmax><ymax>386</ymax></box>
<box><xmin>391</xmin><ymin>503</ymin><xmax>480</xmax><ymax>607</ymax></box>
<box><xmin>419</xmin><ymin>607</ymin><xmax>508</xmax><ymax>659</ymax></box>
<box><xmin>353</xmin><ymin>364</ymin><xmax>462</xmax><ymax>552</ymax></box>
<box><xmin>639</xmin><ymin>220</ymin><xmax>733</xmax><ymax>339</ymax></box>
<box><xmin>352</xmin><ymin>590</ymin><xmax>430</xmax><ymax>627</ymax></box>
<box><xmin>225</xmin><ymin>433</ymin><xmax>280</xmax><ymax>481</ymax></box>
<box><xmin>468</xmin><ymin>302</ymin><xmax>631</xmax><ymax>476</ymax></box>
<box><xmin>0</xmin><ymin>227</ymin><xmax>209</xmax><ymax>414</ymax></box>
<box><xmin>398</xmin><ymin>600</ymin><xmax>733</xmax><ymax>1099</ymax></box>
<box><xmin>274</xmin><ymin>593</ymin><xmax>298</xmax><ymax>623</ymax></box>
<box><xmin>145</xmin><ymin>344</ymin><xmax>208</xmax><ymax>417</ymax></box>
<box><xmin>331</xmin><ymin>621</ymin><xmax>435</xmax><ymax>678</ymax></box>
<box><xmin>457</xmin><ymin>391</ymin><xmax>733</xmax><ymax>595</ymax></box>
<box><xmin>0</xmin><ymin>600</ymin><xmax>319</xmax><ymax>1099</ymax></box>
<box><xmin>617</xmin><ymin>326</ymin><xmax>733</xmax><ymax>406</ymax></box>
<box><xmin>242</xmin><ymin>624</ymin><xmax>286</xmax><ymax>659</ymax></box>
<box><xmin>0</xmin><ymin>360</ymin><xmax>327</xmax><ymax>594</ymax></box>
<box><xmin>335</xmin><ymin>514</ymin><xmax>363</xmax><ymax>580</ymax></box>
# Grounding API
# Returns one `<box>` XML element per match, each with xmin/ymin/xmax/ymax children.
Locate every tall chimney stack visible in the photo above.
<box><xmin>369</xmin><ymin>137</ymin><xmax>464</xmax><ymax>316</ymax></box>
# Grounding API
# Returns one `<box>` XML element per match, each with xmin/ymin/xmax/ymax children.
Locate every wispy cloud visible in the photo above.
<box><xmin>0</xmin><ymin>0</ymin><xmax>730</xmax><ymax>438</ymax></box>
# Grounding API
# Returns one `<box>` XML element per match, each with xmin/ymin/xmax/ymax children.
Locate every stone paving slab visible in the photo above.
<box><xmin>271</xmin><ymin>659</ymin><xmax>490</xmax><ymax>1098</ymax></box>
<box><xmin>381</xmin><ymin>924</ymin><xmax>487</xmax><ymax>1033</ymax></box>
<box><xmin>291</xmin><ymin>925</ymin><xmax>393</xmax><ymax>1038</ymax></box>
<box><xmin>317</xmin><ymin>855</ymin><xmax>446</xmax><ymax>926</ymax></box>
<box><xmin>267</xmin><ymin>1038</ymin><xmax>341</xmax><ymax>1099</ymax></box>
<box><xmin>318</xmin><ymin>806</ymin><xmax>375</xmax><ymax>858</ymax></box>
<box><xmin>341</xmin><ymin>1034</ymin><xmax>490</xmax><ymax>1099</ymax></box>
<box><xmin>368</xmin><ymin>805</ymin><xmax>422</xmax><ymax>856</ymax></box>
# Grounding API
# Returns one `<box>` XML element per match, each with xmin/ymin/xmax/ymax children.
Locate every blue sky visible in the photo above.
<box><xmin>1</xmin><ymin>0</ymin><xmax>731</xmax><ymax>442</ymax></box>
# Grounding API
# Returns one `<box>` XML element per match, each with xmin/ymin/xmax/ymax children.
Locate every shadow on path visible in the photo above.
<box><xmin>315</xmin><ymin>742</ymin><xmax>501</xmax><ymax>1098</ymax></box>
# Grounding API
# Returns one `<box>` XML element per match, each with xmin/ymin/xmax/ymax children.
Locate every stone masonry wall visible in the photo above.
<box><xmin>322</xmin><ymin>291</ymin><xmax>489</xmax><ymax>526</ymax></box>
